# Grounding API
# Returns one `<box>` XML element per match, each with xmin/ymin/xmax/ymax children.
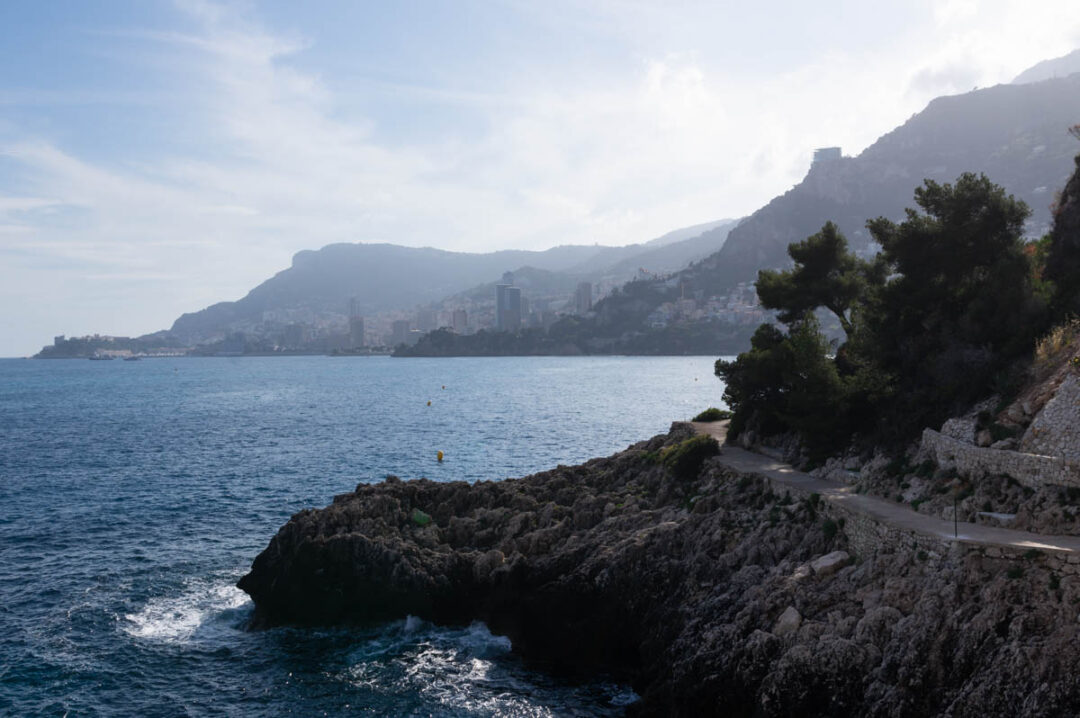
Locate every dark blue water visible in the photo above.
<box><xmin>0</xmin><ymin>355</ymin><xmax>726</xmax><ymax>716</ymax></box>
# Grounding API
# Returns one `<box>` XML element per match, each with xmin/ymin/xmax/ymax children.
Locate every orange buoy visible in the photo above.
<box><xmin>437</xmin><ymin>450</ymin><xmax>444</xmax><ymax>462</ymax></box>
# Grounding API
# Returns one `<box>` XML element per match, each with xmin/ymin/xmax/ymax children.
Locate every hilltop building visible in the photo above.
<box><xmin>812</xmin><ymin>147</ymin><xmax>842</xmax><ymax>165</ymax></box>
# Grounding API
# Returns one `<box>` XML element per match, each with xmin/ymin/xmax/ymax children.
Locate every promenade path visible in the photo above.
<box><xmin>692</xmin><ymin>421</ymin><xmax>1080</xmax><ymax>556</ymax></box>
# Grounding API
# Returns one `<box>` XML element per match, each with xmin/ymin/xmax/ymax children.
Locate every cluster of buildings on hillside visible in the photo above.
<box><xmin>387</xmin><ymin>272</ymin><xmax>596</xmax><ymax>347</ymax></box>
<box><xmin>646</xmin><ymin>282</ymin><xmax>770</xmax><ymax>329</ymax></box>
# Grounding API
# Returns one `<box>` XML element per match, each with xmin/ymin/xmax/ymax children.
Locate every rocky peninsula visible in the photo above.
<box><xmin>238</xmin><ymin>423</ymin><xmax>1080</xmax><ymax>716</ymax></box>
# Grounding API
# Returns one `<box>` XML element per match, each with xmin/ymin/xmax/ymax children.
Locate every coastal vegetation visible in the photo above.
<box><xmin>691</xmin><ymin>407</ymin><xmax>731</xmax><ymax>422</ymax></box>
<box><xmin>720</xmin><ymin>157</ymin><xmax>1080</xmax><ymax>460</ymax></box>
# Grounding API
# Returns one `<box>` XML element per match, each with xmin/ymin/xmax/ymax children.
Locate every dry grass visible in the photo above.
<box><xmin>1035</xmin><ymin>317</ymin><xmax>1080</xmax><ymax>368</ymax></box>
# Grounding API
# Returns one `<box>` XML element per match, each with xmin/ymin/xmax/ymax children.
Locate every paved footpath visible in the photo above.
<box><xmin>692</xmin><ymin>421</ymin><xmax>1080</xmax><ymax>555</ymax></box>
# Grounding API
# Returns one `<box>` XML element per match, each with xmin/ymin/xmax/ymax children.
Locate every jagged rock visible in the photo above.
<box><xmin>239</xmin><ymin>425</ymin><xmax>1080</xmax><ymax>716</ymax></box>
<box><xmin>773</xmin><ymin>606</ymin><xmax>802</xmax><ymax>636</ymax></box>
<box><xmin>976</xmin><ymin>429</ymin><xmax>993</xmax><ymax>447</ymax></box>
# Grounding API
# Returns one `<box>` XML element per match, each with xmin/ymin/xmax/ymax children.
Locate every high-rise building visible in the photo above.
<box><xmin>575</xmin><ymin>282</ymin><xmax>593</xmax><ymax>314</ymax></box>
<box><xmin>504</xmin><ymin>286</ymin><xmax>522</xmax><ymax>331</ymax></box>
<box><xmin>391</xmin><ymin>320</ymin><xmax>411</xmax><ymax>346</ymax></box>
<box><xmin>347</xmin><ymin>297</ymin><xmax>365</xmax><ymax>348</ymax></box>
<box><xmin>348</xmin><ymin>297</ymin><xmax>363</xmax><ymax>318</ymax></box>
<box><xmin>452</xmin><ymin>309</ymin><xmax>468</xmax><ymax>333</ymax></box>
<box><xmin>349</xmin><ymin>317</ymin><xmax>365</xmax><ymax>348</ymax></box>
<box><xmin>495</xmin><ymin>283</ymin><xmax>511</xmax><ymax>331</ymax></box>
<box><xmin>416</xmin><ymin>309</ymin><xmax>437</xmax><ymax>333</ymax></box>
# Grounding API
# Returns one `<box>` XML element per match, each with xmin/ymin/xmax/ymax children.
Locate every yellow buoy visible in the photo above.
<box><xmin>427</xmin><ymin>400</ymin><xmax>431</xmax><ymax>406</ymax></box>
<box><xmin>437</xmin><ymin>450</ymin><xmax>444</xmax><ymax>462</ymax></box>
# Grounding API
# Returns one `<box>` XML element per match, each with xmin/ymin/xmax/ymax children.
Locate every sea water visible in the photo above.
<box><xmin>0</xmin><ymin>355</ymin><xmax>727</xmax><ymax>716</ymax></box>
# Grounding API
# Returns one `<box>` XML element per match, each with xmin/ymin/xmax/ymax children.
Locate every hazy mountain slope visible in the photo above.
<box><xmin>1013</xmin><ymin>48</ymin><xmax>1080</xmax><ymax>84</ymax></box>
<box><xmin>642</xmin><ymin>218</ymin><xmax>733</xmax><ymax>247</ymax></box>
<box><xmin>442</xmin><ymin>266</ymin><xmax>583</xmax><ymax>306</ymax></box>
<box><xmin>700</xmin><ymin>74</ymin><xmax>1080</xmax><ymax>291</ymax></box>
<box><xmin>170</xmin><ymin>243</ymin><xmax>607</xmax><ymax>341</ymax></box>
<box><xmin>168</xmin><ymin>219</ymin><xmax>732</xmax><ymax>343</ymax></box>
<box><xmin>599</xmin><ymin>219</ymin><xmax>739</xmax><ymax>277</ymax></box>
<box><xmin>437</xmin><ymin>219</ymin><xmax>740</xmax><ymax>314</ymax></box>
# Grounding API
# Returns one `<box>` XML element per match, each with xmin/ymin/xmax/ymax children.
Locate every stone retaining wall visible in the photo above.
<box><xmin>1021</xmin><ymin>373</ymin><xmax>1080</xmax><ymax>461</ymax></box>
<box><xmin>722</xmin><ymin>458</ymin><xmax>1080</xmax><ymax>575</ymax></box>
<box><xmin>920</xmin><ymin>428</ymin><xmax>1080</xmax><ymax>489</ymax></box>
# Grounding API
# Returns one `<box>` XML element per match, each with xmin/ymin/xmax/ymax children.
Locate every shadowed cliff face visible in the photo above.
<box><xmin>240</xmin><ymin>426</ymin><xmax>1080</xmax><ymax>716</ymax></box>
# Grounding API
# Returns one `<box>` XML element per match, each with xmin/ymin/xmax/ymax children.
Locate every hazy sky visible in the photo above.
<box><xmin>2</xmin><ymin>0</ymin><xmax>1079</xmax><ymax>356</ymax></box>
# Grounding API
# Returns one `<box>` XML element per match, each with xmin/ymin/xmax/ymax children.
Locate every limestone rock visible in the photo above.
<box><xmin>811</xmin><ymin>550</ymin><xmax>851</xmax><ymax>577</ymax></box>
<box><xmin>773</xmin><ymin>606</ymin><xmax>802</xmax><ymax>636</ymax></box>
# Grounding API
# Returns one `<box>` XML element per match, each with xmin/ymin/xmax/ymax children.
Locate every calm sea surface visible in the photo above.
<box><xmin>0</xmin><ymin>355</ymin><xmax>727</xmax><ymax>717</ymax></box>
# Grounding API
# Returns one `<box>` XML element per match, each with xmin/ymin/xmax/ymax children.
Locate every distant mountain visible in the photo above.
<box><xmin>1013</xmin><ymin>48</ymin><xmax>1080</xmax><ymax>84</ymax></box>
<box><xmin>402</xmin><ymin>73</ymin><xmax>1080</xmax><ymax>357</ymax></box>
<box><xmin>641</xmin><ymin>219</ymin><xmax>733</xmax><ymax>247</ymax></box>
<box><xmin>166</xmin><ymin>220</ymin><xmax>734</xmax><ymax>344</ymax></box>
<box><xmin>697</xmin><ymin>73</ymin><xmax>1080</xmax><ymax>292</ymax></box>
<box><xmin>598</xmin><ymin>220</ymin><xmax>739</xmax><ymax>278</ymax></box>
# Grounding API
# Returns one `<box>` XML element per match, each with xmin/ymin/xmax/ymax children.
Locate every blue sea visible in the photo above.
<box><xmin>0</xmin><ymin>355</ymin><xmax>726</xmax><ymax>717</ymax></box>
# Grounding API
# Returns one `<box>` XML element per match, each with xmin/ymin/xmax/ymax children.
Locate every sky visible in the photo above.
<box><xmin>1</xmin><ymin>0</ymin><xmax>1079</xmax><ymax>356</ymax></box>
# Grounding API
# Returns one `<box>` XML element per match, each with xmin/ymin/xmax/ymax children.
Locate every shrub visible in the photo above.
<box><xmin>661</xmin><ymin>435</ymin><xmax>720</xmax><ymax>480</ymax></box>
<box><xmin>1035</xmin><ymin>317</ymin><xmax>1080</xmax><ymax>367</ymax></box>
<box><xmin>1006</xmin><ymin>565</ymin><xmax>1024</xmax><ymax>580</ymax></box>
<box><xmin>693</xmin><ymin>407</ymin><xmax>732</xmax><ymax>422</ymax></box>
<box><xmin>822</xmin><ymin>519</ymin><xmax>838</xmax><ymax>540</ymax></box>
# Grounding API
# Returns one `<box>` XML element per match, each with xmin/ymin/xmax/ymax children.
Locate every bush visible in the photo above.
<box><xmin>1035</xmin><ymin>317</ymin><xmax>1080</xmax><ymax>367</ymax></box>
<box><xmin>693</xmin><ymin>407</ymin><xmax>732</xmax><ymax>422</ymax></box>
<box><xmin>661</xmin><ymin>435</ymin><xmax>720</xmax><ymax>480</ymax></box>
<box><xmin>822</xmin><ymin>518</ymin><xmax>838</xmax><ymax>540</ymax></box>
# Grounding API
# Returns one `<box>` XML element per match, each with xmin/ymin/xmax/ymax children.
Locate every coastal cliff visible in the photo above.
<box><xmin>239</xmin><ymin>425</ymin><xmax>1080</xmax><ymax>716</ymax></box>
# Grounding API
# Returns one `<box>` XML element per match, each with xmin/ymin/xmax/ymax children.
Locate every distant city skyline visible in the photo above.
<box><xmin>1</xmin><ymin>1</ymin><xmax>1079</xmax><ymax>355</ymax></box>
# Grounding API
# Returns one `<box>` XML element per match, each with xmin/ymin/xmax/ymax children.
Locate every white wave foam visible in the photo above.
<box><xmin>123</xmin><ymin>580</ymin><xmax>250</xmax><ymax>642</ymax></box>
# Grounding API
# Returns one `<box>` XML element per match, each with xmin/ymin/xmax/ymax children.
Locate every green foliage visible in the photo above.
<box><xmin>410</xmin><ymin>508</ymin><xmax>432</xmax><ymax>527</ymax></box>
<box><xmin>692</xmin><ymin>407</ymin><xmax>732</xmax><ymax>422</ymax></box>
<box><xmin>716</xmin><ymin>316</ymin><xmax>848</xmax><ymax>460</ymax></box>
<box><xmin>859</xmin><ymin>173</ymin><xmax>1045</xmax><ymax>438</ymax></box>
<box><xmin>1006</xmin><ymin>565</ymin><xmax>1024</xmax><ymax>580</ymax></box>
<box><xmin>822</xmin><ymin>518</ymin><xmax>838</xmax><ymax>540</ymax></box>
<box><xmin>756</xmin><ymin>222</ymin><xmax>886</xmax><ymax>338</ymax></box>
<box><xmin>660</xmin><ymin>435</ymin><xmax>720</xmax><ymax>480</ymax></box>
<box><xmin>1046</xmin><ymin>152</ymin><xmax>1080</xmax><ymax>318</ymax></box>
<box><xmin>720</xmin><ymin>171</ymin><xmax>1053</xmax><ymax>456</ymax></box>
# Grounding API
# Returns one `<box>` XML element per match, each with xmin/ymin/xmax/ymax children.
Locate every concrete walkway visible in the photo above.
<box><xmin>692</xmin><ymin>421</ymin><xmax>1080</xmax><ymax>556</ymax></box>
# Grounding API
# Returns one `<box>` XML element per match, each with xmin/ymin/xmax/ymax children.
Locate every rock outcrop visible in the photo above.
<box><xmin>240</xmin><ymin>425</ymin><xmax>1080</xmax><ymax>716</ymax></box>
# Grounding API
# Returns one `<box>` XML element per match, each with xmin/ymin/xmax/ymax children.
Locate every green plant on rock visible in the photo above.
<box><xmin>661</xmin><ymin>435</ymin><xmax>720</xmax><ymax>480</ymax></box>
<box><xmin>692</xmin><ymin>407</ymin><xmax>732</xmax><ymax>422</ymax></box>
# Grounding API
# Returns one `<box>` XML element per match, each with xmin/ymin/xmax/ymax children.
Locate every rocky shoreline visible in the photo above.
<box><xmin>239</xmin><ymin>424</ymin><xmax>1080</xmax><ymax>716</ymax></box>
